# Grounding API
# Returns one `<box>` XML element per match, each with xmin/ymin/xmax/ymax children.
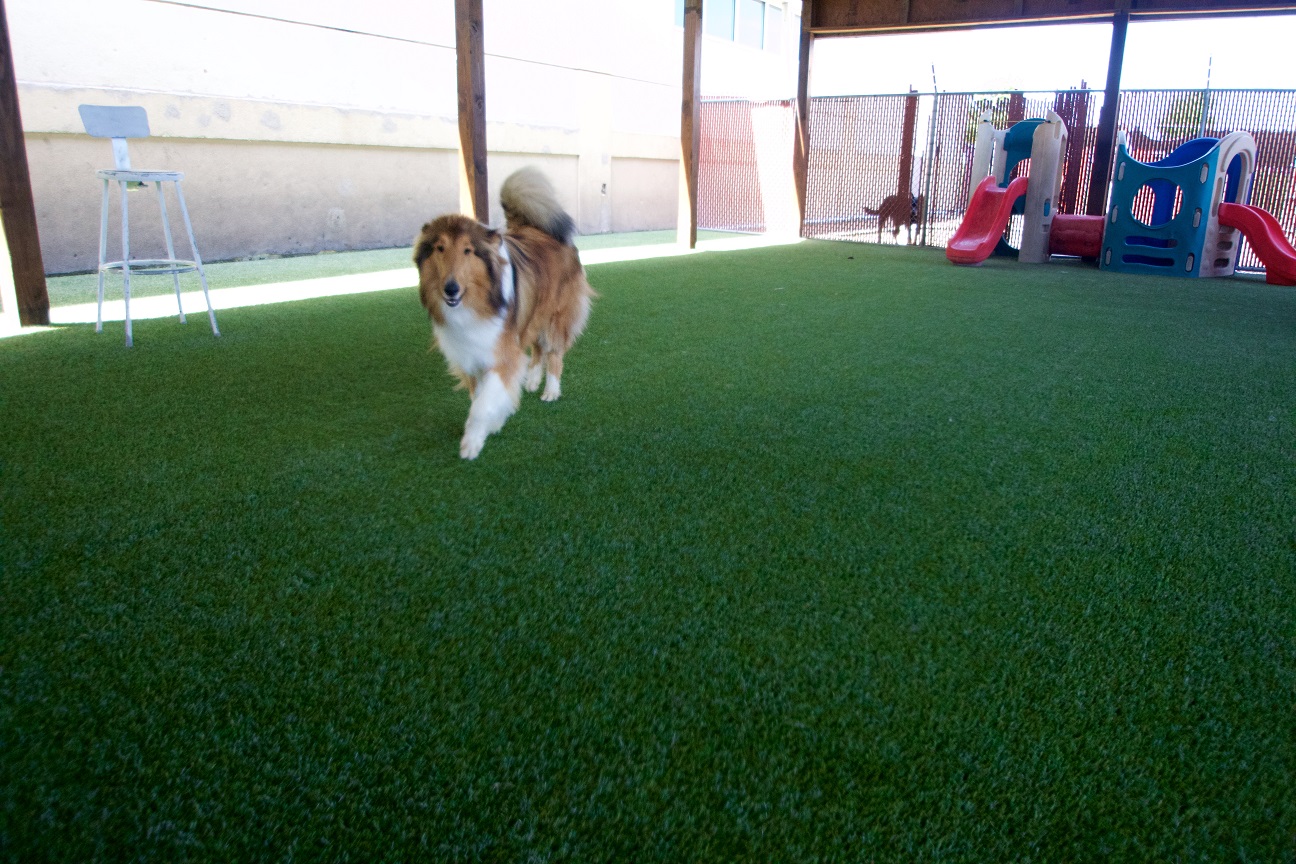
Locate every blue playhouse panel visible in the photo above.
<box><xmin>1224</xmin><ymin>153</ymin><xmax>1244</xmax><ymax>202</ymax></box>
<box><xmin>1150</xmin><ymin>137</ymin><xmax>1218</xmax><ymax>167</ymax></box>
<box><xmin>1100</xmin><ymin>137</ymin><xmax>1221</xmax><ymax>278</ymax></box>
<box><xmin>1148</xmin><ymin>136</ymin><xmax>1245</xmax><ymax>201</ymax></box>
<box><xmin>1148</xmin><ymin>138</ymin><xmax>1219</xmax><ymax>225</ymax></box>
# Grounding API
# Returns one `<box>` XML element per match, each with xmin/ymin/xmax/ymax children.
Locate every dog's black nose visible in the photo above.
<box><xmin>443</xmin><ymin>279</ymin><xmax>461</xmax><ymax>305</ymax></box>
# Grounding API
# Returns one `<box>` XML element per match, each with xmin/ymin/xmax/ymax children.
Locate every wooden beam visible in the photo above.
<box><xmin>809</xmin><ymin>0</ymin><xmax>1296</xmax><ymax>34</ymax></box>
<box><xmin>792</xmin><ymin>0</ymin><xmax>813</xmax><ymax>237</ymax></box>
<box><xmin>0</xmin><ymin>0</ymin><xmax>48</xmax><ymax>327</ymax></box>
<box><xmin>455</xmin><ymin>0</ymin><xmax>488</xmax><ymax>221</ymax></box>
<box><xmin>677</xmin><ymin>0</ymin><xmax>702</xmax><ymax>248</ymax></box>
<box><xmin>898</xmin><ymin>88</ymin><xmax>918</xmax><ymax>198</ymax></box>
<box><xmin>1086</xmin><ymin>8</ymin><xmax>1128</xmax><ymax>216</ymax></box>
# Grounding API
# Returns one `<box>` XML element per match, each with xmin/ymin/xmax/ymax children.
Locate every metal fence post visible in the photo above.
<box><xmin>922</xmin><ymin>93</ymin><xmax>939</xmax><ymax>247</ymax></box>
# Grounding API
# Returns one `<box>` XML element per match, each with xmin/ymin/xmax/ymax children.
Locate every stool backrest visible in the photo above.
<box><xmin>78</xmin><ymin>105</ymin><xmax>150</xmax><ymax>171</ymax></box>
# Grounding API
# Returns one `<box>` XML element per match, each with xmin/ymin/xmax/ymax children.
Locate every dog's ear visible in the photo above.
<box><xmin>414</xmin><ymin>236</ymin><xmax>434</xmax><ymax>268</ymax></box>
<box><xmin>414</xmin><ymin>223</ymin><xmax>437</xmax><ymax>268</ymax></box>
<box><xmin>476</xmin><ymin>229</ymin><xmax>510</xmax><ymax>314</ymax></box>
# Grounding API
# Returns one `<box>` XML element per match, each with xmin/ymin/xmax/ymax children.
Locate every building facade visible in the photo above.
<box><xmin>10</xmin><ymin>0</ymin><xmax>801</xmax><ymax>274</ymax></box>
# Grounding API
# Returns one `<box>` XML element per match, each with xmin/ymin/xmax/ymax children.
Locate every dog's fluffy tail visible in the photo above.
<box><xmin>500</xmin><ymin>167</ymin><xmax>576</xmax><ymax>246</ymax></box>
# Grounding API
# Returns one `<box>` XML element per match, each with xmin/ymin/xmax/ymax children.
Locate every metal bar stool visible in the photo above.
<box><xmin>78</xmin><ymin>105</ymin><xmax>219</xmax><ymax>347</ymax></box>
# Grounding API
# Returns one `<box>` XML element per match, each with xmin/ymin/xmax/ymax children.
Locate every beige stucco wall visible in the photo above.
<box><xmin>610</xmin><ymin>158</ymin><xmax>681</xmax><ymax>233</ymax></box>
<box><xmin>22</xmin><ymin>82</ymin><xmax>678</xmax><ymax>274</ymax></box>
<box><xmin>27</xmin><ymin>132</ymin><xmax>462</xmax><ymax>273</ymax></box>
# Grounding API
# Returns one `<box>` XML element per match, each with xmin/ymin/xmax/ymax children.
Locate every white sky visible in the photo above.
<box><xmin>811</xmin><ymin>15</ymin><xmax>1296</xmax><ymax>95</ymax></box>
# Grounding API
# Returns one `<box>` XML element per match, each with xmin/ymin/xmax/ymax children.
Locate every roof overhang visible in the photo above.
<box><xmin>809</xmin><ymin>0</ymin><xmax>1296</xmax><ymax>37</ymax></box>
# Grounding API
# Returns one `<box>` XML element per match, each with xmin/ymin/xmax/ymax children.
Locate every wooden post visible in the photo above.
<box><xmin>1008</xmin><ymin>91</ymin><xmax>1026</xmax><ymax>123</ymax></box>
<box><xmin>792</xmin><ymin>0</ymin><xmax>813</xmax><ymax>237</ymax></box>
<box><xmin>898</xmin><ymin>88</ymin><xmax>918</xmax><ymax>198</ymax></box>
<box><xmin>455</xmin><ymin>0</ymin><xmax>488</xmax><ymax>221</ymax></box>
<box><xmin>1086</xmin><ymin>7</ymin><xmax>1129</xmax><ymax>217</ymax></box>
<box><xmin>0</xmin><ymin>0</ymin><xmax>48</xmax><ymax>327</ymax></box>
<box><xmin>677</xmin><ymin>0</ymin><xmax>702</xmax><ymax>248</ymax></box>
<box><xmin>1054</xmin><ymin>84</ymin><xmax>1089</xmax><ymax>214</ymax></box>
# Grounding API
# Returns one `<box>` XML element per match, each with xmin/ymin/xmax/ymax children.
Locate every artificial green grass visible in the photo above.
<box><xmin>43</xmin><ymin>230</ymin><xmax>747</xmax><ymax>307</ymax></box>
<box><xmin>2</xmin><ymin>241</ymin><xmax>1294</xmax><ymax>861</ymax></box>
<box><xmin>43</xmin><ymin>246</ymin><xmax>416</xmax><ymax>307</ymax></box>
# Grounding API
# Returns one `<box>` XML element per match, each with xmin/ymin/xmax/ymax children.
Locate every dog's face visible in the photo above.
<box><xmin>414</xmin><ymin>215</ymin><xmax>508</xmax><ymax>324</ymax></box>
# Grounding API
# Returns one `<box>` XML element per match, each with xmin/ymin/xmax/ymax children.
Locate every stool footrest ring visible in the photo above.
<box><xmin>101</xmin><ymin>258</ymin><xmax>200</xmax><ymax>276</ymax></box>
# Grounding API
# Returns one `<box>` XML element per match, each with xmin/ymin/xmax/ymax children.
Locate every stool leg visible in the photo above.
<box><xmin>96</xmin><ymin>178</ymin><xmax>109</xmax><ymax>334</ymax></box>
<box><xmin>174</xmin><ymin>180</ymin><xmax>219</xmax><ymax>337</ymax></box>
<box><xmin>119</xmin><ymin>180</ymin><xmax>133</xmax><ymax>347</ymax></box>
<box><xmin>155</xmin><ymin>181</ymin><xmax>186</xmax><ymax>323</ymax></box>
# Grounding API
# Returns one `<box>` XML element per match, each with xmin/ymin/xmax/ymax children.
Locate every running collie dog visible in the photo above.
<box><xmin>415</xmin><ymin>167</ymin><xmax>594</xmax><ymax>459</ymax></box>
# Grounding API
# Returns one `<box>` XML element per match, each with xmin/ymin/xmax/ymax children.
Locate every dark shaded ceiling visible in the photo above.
<box><xmin>810</xmin><ymin>0</ymin><xmax>1296</xmax><ymax>35</ymax></box>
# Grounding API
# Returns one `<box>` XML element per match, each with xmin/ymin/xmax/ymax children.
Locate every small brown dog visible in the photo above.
<box><xmin>866</xmin><ymin>193</ymin><xmax>926</xmax><ymax>244</ymax></box>
<box><xmin>414</xmin><ymin>167</ymin><xmax>594</xmax><ymax>459</ymax></box>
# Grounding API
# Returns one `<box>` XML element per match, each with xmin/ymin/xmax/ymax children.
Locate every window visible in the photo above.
<box><xmin>685</xmin><ymin>0</ymin><xmax>787</xmax><ymax>48</ymax></box>
<box><xmin>737</xmin><ymin>0</ymin><xmax>764</xmax><ymax>48</ymax></box>
<box><xmin>764</xmin><ymin>2</ymin><xmax>784</xmax><ymax>51</ymax></box>
<box><xmin>705</xmin><ymin>0</ymin><xmax>735</xmax><ymax>39</ymax></box>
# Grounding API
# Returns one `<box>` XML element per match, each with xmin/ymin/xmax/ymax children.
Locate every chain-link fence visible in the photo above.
<box><xmin>699</xmin><ymin>88</ymin><xmax>1296</xmax><ymax>273</ymax></box>
<box><xmin>804</xmin><ymin>94</ymin><xmax>920</xmax><ymax>243</ymax></box>
<box><xmin>699</xmin><ymin>99</ymin><xmax>799</xmax><ymax>235</ymax></box>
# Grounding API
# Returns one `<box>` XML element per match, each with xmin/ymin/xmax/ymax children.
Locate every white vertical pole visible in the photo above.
<box><xmin>155</xmin><ymin>181</ymin><xmax>186</xmax><ymax>323</ymax></box>
<box><xmin>96</xmin><ymin>179</ymin><xmax>108</xmax><ymax>333</ymax></box>
<box><xmin>119</xmin><ymin>180</ymin><xmax>133</xmax><ymax>347</ymax></box>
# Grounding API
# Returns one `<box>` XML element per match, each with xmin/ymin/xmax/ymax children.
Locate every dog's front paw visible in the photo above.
<box><xmin>460</xmin><ymin>434</ymin><xmax>485</xmax><ymax>460</ymax></box>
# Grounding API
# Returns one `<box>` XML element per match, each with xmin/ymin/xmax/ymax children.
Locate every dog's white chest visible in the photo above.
<box><xmin>434</xmin><ymin>306</ymin><xmax>504</xmax><ymax>378</ymax></box>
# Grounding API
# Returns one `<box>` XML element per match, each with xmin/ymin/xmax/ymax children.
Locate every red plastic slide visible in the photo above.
<box><xmin>1217</xmin><ymin>202</ymin><xmax>1296</xmax><ymax>286</ymax></box>
<box><xmin>946</xmin><ymin>175</ymin><xmax>1030</xmax><ymax>266</ymax></box>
